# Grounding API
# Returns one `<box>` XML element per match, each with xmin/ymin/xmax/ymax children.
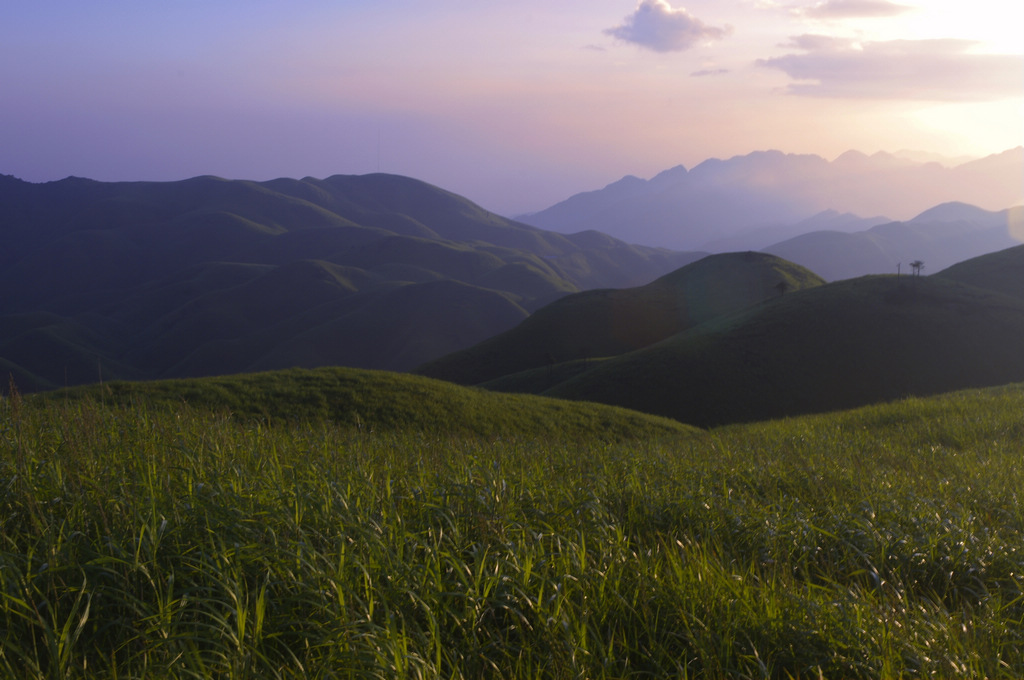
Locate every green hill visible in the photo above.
<box><xmin>934</xmin><ymin>240</ymin><xmax>1024</xmax><ymax>299</ymax></box>
<box><xmin>540</xmin><ymin>274</ymin><xmax>1024</xmax><ymax>426</ymax></box>
<box><xmin>416</xmin><ymin>252</ymin><xmax>824</xmax><ymax>385</ymax></box>
<box><xmin>47</xmin><ymin>366</ymin><xmax>695</xmax><ymax>440</ymax></box>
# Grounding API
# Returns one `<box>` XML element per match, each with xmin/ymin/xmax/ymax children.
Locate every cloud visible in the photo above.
<box><xmin>758</xmin><ymin>36</ymin><xmax>1024</xmax><ymax>101</ymax></box>
<box><xmin>798</xmin><ymin>0</ymin><xmax>913</xmax><ymax>19</ymax></box>
<box><xmin>605</xmin><ymin>0</ymin><xmax>732</xmax><ymax>53</ymax></box>
<box><xmin>691</xmin><ymin>68</ymin><xmax>729</xmax><ymax>77</ymax></box>
<box><xmin>783</xmin><ymin>34</ymin><xmax>847</xmax><ymax>51</ymax></box>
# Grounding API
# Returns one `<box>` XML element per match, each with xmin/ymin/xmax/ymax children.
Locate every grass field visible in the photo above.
<box><xmin>2</xmin><ymin>374</ymin><xmax>1023</xmax><ymax>678</ymax></box>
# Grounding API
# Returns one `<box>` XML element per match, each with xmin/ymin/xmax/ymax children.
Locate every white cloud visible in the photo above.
<box><xmin>605</xmin><ymin>0</ymin><xmax>732</xmax><ymax>53</ymax></box>
<box><xmin>798</xmin><ymin>0</ymin><xmax>914</xmax><ymax>19</ymax></box>
<box><xmin>758</xmin><ymin>36</ymin><xmax>1024</xmax><ymax>101</ymax></box>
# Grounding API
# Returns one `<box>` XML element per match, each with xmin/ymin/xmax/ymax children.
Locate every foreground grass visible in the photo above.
<box><xmin>1</xmin><ymin>384</ymin><xmax>1023</xmax><ymax>677</ymax></box>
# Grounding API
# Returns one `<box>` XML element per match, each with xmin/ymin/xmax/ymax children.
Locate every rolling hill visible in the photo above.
<box><xmin>45</xmin><ymin>365</ymin><xmax>695</xmax><ymax>440</ymax></box>
<box><xmin>430</xmin><ymin>243</ymin><xmax>1024</xmax><ymax>427</ymax></box>
<box><xmin>416</xmin><ymin>252</ymin><xmax>825</xmax><ymax>386</ymax></box>
<box><xmin>0</xmin><ymin>173</ymin><xmax>703</xmax><ymax>391</ymax></box>
<box><xmin>933</xmin><ymin>241</ymin><xmax>1024</xmax><ymax>300</ymax></box>
<box><xmin>530</xmin><ymin>273</ymin><xmax>1024</xmax><ymax>426</ymax></box>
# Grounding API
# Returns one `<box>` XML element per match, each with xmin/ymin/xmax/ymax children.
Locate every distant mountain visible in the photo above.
<box><xmin>416</xmin><ymin>252</ymin><xmax>825</xmax><ymax>386</ymax></box>
<box><xmin>763</xmin><ymin>203</ymin><xmax>1023</xmax><ymax>281</ymax></box>
<box><xmin>496</xmin><ymin>265</ymin><xmax>1024</xmax><ymax>427</ymax></box>
<box><xmin>519</xmin><ymin>148</ymin><xmax>1024</xmax><ymax>251</ymax></box>
<box><xmin>702</xmin><ymin>209</ymin><xmax>892</xmax><ymax>252</ymax></box>
<box><xmin>891</xmin><ymin>149</ymin><xmax>976</xmax><ymax>166</ymax></box>
<box><xmin>0</xmin><ymin>173</ymin><xmax>703</xmax><ymax>391</ymax></box>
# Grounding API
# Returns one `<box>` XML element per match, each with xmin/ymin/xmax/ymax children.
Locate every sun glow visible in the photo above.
<box><xmin>877</xmin><ymin>1</ymin><xmax>1023</xmax><ymax>54</ymax></box>
<box><xmin>910</xmin><ymin>99</ymin><xmax>1024</xmax><ymax>158</ymax></box>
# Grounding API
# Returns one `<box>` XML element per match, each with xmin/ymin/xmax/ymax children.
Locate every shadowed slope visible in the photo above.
<box><xmin>542</xmin><ymin>275</ymin><xmax>1024</xmax><ymax>426</ymax></box>
<box><xmin>934</xmin><ymin>237</ymin><xmax>1024</xmax><ymax>299</ymax></box>
<box><xmin>416</xmin><ymin>252</ymin><xmax>824</xmax><ymax>385</ymax></box>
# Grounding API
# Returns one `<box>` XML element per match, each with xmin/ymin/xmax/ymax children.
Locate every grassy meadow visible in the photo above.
<box><xmin>2</xmin><ymin>371</ymin><xmax>1023</xmax><ymax>678</ymax></box>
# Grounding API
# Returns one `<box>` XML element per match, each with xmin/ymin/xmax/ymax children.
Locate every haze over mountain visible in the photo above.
<box><xmin>763</xmin><ymin>203</ymin><xmax>1024</xmax><ymax>281</ymax></box>
<box><xmin>0</xmin><ymin>173</ymin><xmax>702</xmax><ymax>392</ymax></box>
<box><xmin>520</xmin><ymin>148</ymin><xmax>1024</xmax><ymax>251</ymax></box>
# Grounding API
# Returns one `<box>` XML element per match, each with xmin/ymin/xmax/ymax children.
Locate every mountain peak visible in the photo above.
<box><xmin>650</xmin><ymin>164</ymin><xmax>688</xmax><ymax>184</ymax></box>
<box><xmin>834</xmin><ymin>150</ymin><xmax>869</xmax><ymax>163</ymax></box>
<box><xmin>603</xmin><ymin>174</ymin><xmax>646</xmax><ymax>191</ymax></box>
<box><xmin>909</xmin><ymin>201</ymin><xmax>992</xmax><ymax>223</ymax></box>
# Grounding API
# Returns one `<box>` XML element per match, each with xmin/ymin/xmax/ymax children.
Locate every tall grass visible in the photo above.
<box><xmin>1</xmin><ymin>385</ymin><xmax>1022</xmax><ymax>677</ymax></box>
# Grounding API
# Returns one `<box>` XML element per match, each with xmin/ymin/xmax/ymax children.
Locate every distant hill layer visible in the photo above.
<box><xmin>417</xmin><ymin>252</ymin><xmax>825</xmax><ymax>386</ymax></box>
<box><xmin>764</xmin><ymin>203</ymin><xmax>1024</xmax><ymax>281</ymax></box>
<box><xmin>0</xmin><ymin>173</ymin><xmax>702</xmax><ymax>391</ymax></box>
<box><xmin>457</xmin><ymin>244</ymin><xmax>1024</xmax><ymax>427</ymax></box>
<box><xmin>44</xmin><ymin>366</ymin><xmax>696</xmax><ymax>441</ymax></box>
<box><xmin>520</xmin><ymin>148</ymin><xmax>1023</xmax><ymax>251</ymax></box>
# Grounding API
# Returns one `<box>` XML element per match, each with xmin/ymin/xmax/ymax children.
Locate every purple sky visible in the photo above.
<box><xmin>2</xmin><ymin>1</ymin><xmax>1021</xmax><ymax>215</ymax></box>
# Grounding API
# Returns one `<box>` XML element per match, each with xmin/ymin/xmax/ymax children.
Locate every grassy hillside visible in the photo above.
<box><xmin>47</xmin><ymin>366</ymin><xmax>693</xmax><ymax>440</ymax></box>
<box><xmin>417</xmin><ymin>252</ymin><xmax>824</xmax><ymax>385</ymax></box>
<box><xmin>3</xmin><ymin>378</ymin><xmax>1023</xmax><ymax>677</ymax></box>
<box><xmin>540</xmin><ymin>274</ymin><xmax>1024</xmax><ymax>426</ymax></box>
<box><xmin>934</xmin><ymin>241</ymin><xmax>1024</xmax><ymax>299</ymax></box>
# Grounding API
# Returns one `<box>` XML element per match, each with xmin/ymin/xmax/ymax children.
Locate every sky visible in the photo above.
<box><xmin>2</xmin><ymin>1</ymin><xmax>1022</xmax><ymax>215</ymax></box>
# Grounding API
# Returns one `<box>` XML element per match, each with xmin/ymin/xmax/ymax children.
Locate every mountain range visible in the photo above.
<box><xmin>0</xmin><ymin>173</ymin><xmax>702</xmax><ymax>391</ymax></box>
<box><xmin>6</xmin><ymin>163</ymin><xmax>1024</xmax><ymax>424</ymax></box>
<box><xmin>519</xmin><ymin>148</ymin><xmax>1024</xmax><ymax>252</ymax></box>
